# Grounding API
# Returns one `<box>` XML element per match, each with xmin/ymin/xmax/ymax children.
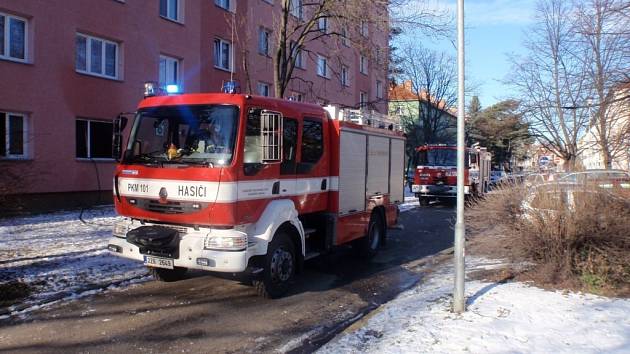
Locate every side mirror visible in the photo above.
<box><xmin>112</xmin><ymin>114</ymin><xmax>129</xmax><ymax>161</ymax></box>
<box><xmin>260</xmin><ymin>110</ymin><xmax>283</xmax><ymax>164</ymax></box>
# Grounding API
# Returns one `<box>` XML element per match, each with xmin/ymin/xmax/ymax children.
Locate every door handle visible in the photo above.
<box><xmin>272</xmin><ymin>181</ymin><xmax>280</xmax><ymax>195</ymax></box>
<box><xmin>321</xmin><ymin>178</ymin><xmax>327</xmax><ymax>190</ymax></box>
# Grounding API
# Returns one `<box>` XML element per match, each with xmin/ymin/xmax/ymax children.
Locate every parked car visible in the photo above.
<box><xmin>490</xmin><ymin>170</ymin><xmax>508</xmax><ymax>186</ymax></box>
<box><xmin>521</xmin><ymin>182</ymin><xmax>629</xmax><ymax>220</ymax></box>
<box><xmin>559</xmin><ymin>169</ymin><xmax>630</xmax><ymax>195</ymax></box>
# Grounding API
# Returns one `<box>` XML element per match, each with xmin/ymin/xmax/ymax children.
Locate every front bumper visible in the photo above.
<box><xmin>412</xmin><ymin>184</ymin><xmax>470</xmax><ymax>197</ymax></box>
<box><xmin>108</xmin><ymin>220</ymin><xmax>257</xmax><ymax>273</ymax></box>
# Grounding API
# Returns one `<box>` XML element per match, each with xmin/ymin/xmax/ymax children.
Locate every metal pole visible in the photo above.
<box><xmin>453</xmin><ymin>0</ymin><xmax>466</xmax><ymax>314</ymax></box>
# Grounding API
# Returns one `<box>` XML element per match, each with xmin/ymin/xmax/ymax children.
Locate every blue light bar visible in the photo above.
<box><xmin>166</xmin><ymin>84</ymin><xmax>180</xmax><ymax>94</ymax></box>
<box><xmin>222</xmin><ymin>80</ymin><xmax>240</xmax><ymax>94</ymax></box>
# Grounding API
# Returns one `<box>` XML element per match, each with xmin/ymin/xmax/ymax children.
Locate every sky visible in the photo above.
<box><xmin>396</xmin><ymin>0</ymin><xmax>539</xmax><ymax>108</ymax></box>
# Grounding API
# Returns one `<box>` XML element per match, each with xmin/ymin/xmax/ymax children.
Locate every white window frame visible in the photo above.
<box><xmin>341</xmin><ymin>27</ymin><xmax>350</xmax><ymax>47</ymax></box>
<box><xmin>317</xmin><ymin>55</ymin><xmax>329</xmax><ymax>78</ymax></box>
<box><xmin>213</xmin><ymin>38</ymin><xmax>233</xmax><ymax>72</ymax></box>
<box><xmin>341</xmin><ymin>65</ymin><xmax>350</xmax><ymax>87</ymax></box>
<box><xmin>159</xmin><ymin>55</ymin><xmax>180</xmax><ymax>88</ymax></box>
<box><xmin>359</xmin><ymin>91</ymin><xmax>367</xmax><ymax>108</ymax></box>
<box><xmin>75</xmin><ymin>119</ymin><xmax>114</xmax><ymax>160</ymax></box>
<box><xmin>376</xmin><ymin>80</ymin><xmax>383</xmax><ymax>99</ymax></box>
<box><xmin>257</xmin><ymin>82</ymin><xmax>271</xmax><ymax>97</ymax></box>
<box><xmin>160</xmin><ymin>0</ymin><xmax>183</xmax><ymax>22</ymax></box>
<box><xmin>359</xmin><ymin>55</ymin><xmax>368</xmax><ymax>75</ymax></box>
<box><xmin>290</xmin><ymin>0</ymin><xmax>303</xmax><ymax>19</ymax></box>
<box><xmin>291</xmin><ymin>41</ymin><xmax>304</xmax><ymax>69</ymax></box>
<box><xmin>0</xmin><ymin>12</ymin><xmax>28</xmax><ymax>63</ymax></box>
<box><xmin>258</xmin><ymin>27</ymin><xmax>271</xmax><ymax>56</ymax></box>
<box><xmin>360</xmin><ymin>20</ymin><xmax>369</xmax><ymax>37</ymax></box>
<box><xmin>76</xmin><ymin>33</ymin><xmax>120</xmax><ymax>80</ymax></box>
<box><xmin>0</xmin><ymin>111</ymin><xmax>28</xmax><ymax>159</ymax></box>
<box><xmin>215</xmin><ymin>0</ymin><xmax>234</xmax><ymax>11</ymax></box>
<box><xmin>318</xmin><ymin>16</ymin><xmax>328</xmax><ymax>33</ymax></box>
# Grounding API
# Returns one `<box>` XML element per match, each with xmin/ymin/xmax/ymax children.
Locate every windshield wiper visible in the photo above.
<box><xmin>178</xmin><ymin>159</ymin><xmax>215</xmax><ymax>168</ymax></box>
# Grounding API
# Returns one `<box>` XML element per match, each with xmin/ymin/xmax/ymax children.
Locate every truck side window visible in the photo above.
<box><xmin>281</xmin><ymin>118</ymin><xmax>297</xmax><ymax>175</ymax></box>
<box><xmin>243</xmin><ymin>109</ymin><xmax>263</xmax><ymax>176</ymax></box>
<box><xmin>297</xmin><ymin>119</ymin><xmax>323</xmax><ymax>174</ymax></box>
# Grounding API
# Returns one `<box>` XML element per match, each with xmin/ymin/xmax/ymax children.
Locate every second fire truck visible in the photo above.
<box><xmin>410</xmin><ymin>144</ymin><xmax>491</xmax><ymax>206</ymax></box>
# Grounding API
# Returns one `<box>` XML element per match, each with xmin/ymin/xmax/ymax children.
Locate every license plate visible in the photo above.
<box><xmin>412</xmin><ymin>185</ymin><xmax>420</xmax><ymax>192</ymax></box>
<box><xmin>144</xmin><ymin>255</ymin><xmax>174</xmax><ymax>269</ymax></box>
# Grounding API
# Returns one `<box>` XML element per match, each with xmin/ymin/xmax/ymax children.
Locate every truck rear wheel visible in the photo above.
<box><xmin>355</xmin><ymin>213</ymin><xmax>383</xmax><ymax>259</ymax></box>
<box><xmin>150</xmin><ymin>266</ymin><xmax>187</xmax><ymax>282</ymax></box>
<box><xmin>254</xmin><ymin>232</ymin><xmax>296</xmax><ymax>299</ymax></box>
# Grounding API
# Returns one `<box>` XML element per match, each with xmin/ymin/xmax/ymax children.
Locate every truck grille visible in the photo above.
<box><xmin>128</xmin><ymin>197</ymin><xmax>208</xmax><ymax>215</ymax></box>
<box><xmin>147</xmin><ymin>200</ymin><xmax>184</xmax><ymax>214</ymax></box>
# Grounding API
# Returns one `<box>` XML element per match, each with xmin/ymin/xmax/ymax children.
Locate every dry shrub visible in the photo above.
<box><xmin>467</xmin><ymin>183</ymin><xmax>630</xmax><ymax>294</ymax></box>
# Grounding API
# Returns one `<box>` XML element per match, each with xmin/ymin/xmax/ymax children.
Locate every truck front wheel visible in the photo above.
<box><xmin>419</xmin><ymin>196</ymin><xmax>430</xmax><ymax>206</ymax></box>
<box><xmin>150</xmin><ymin>266</ymin><xmax>187</xmax><ymax>282</ymax></box>
<box><xmin>254</xmin><ymin>232</ymin><xmax>296</xmax><ymax>299</ymax></box>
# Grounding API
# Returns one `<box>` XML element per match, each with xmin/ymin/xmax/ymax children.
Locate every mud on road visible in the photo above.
<box><xmin>0</xmin><ymin>204</ymin><xmax>455</xmax><ymax>353</ymax></box>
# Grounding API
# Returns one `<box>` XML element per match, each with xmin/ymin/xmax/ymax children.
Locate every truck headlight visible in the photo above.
<box><xmin>113</xmin><ymin>222</ymin><xmax>129</xmax><ymax>238</ymax></box>
<box><xmin>204</xmin><ymin>232</ymin><xmax>247</xmax><ymax>251</ymax></box>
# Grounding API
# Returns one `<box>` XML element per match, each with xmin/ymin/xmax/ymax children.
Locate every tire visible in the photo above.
<box><xmin>254</xmin><ymin>232</ymin><xmax>296</xmax><ymax>299</ymax></box>
<box><xmin>355</xmin><ymin>213</ymin><xmax>383</xmax><ymax>259</ymax></box>
<box><xmin>419</xmin><ymin>196</ymin><xmax>430</xmax><ymax>206</ymax></box>
<box><xmin>150</xmin><ymin>266</ymin><xmax>187</xmax><ymax>282</ymax></box>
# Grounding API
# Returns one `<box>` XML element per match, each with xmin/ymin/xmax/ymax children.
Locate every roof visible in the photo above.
<box><xmin>388</xmin><ymin>81</ymin><xmax>457</xmax><ymax>116</ymax></box>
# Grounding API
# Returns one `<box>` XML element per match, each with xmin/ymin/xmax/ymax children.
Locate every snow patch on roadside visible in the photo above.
<box><xmin>319</xmin><ymin>257</ymin><xmax>630</xmax><ymax>354</ymax></box>
<box><xmin>0</xmin><ymin>207</ymin><xmax>147</xmax><ymax>319</ymax></box>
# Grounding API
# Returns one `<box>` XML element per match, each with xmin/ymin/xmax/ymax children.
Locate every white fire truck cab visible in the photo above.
<box><xmin>108</xmin><ymin>88</ymin><xmax>405</xmax><ymax>298</ymax></box>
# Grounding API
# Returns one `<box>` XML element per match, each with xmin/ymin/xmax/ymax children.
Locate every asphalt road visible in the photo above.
<box><xmin>0</xmin><ymin>203</ymin><xmax>456</xmax><ymax>353</ymax></box>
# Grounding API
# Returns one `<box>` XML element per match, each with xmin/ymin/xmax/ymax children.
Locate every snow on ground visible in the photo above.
<box><xmin>319</xmin><ymin>257</ymin><xmax>630</xmax><ymax>354</ymax></box>
<box><xmin>0</xmin><ymin>207</ymin><xmax>148</xmax><ymax>319</ymax></box>
<box><xmin>399</xmin><ymin>188</ymin><xmax>419</xmax><ymax>213</ymax></box>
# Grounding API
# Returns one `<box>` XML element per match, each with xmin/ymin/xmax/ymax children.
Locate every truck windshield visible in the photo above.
<box><xmin>125</xmin><ymin>104</ymin><xmax>239</xmax><ymax>166</ymax></box>
<box><xmin>415</xmin><ymin>149</ymin><xmax>457</xmax><ymax>167</ymax></box>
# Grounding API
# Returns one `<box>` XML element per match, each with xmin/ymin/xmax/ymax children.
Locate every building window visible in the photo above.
<box><xmin>215</xmin><ymin>0</ymin><xmax>231</xmax><ymax>11</ymax></box>
<box><xmin>258</xmin><ymin>28</ymin><xmax>270</xmax><ymax>56</ymax></box>
<box><xmin>160</xmin><ymin>0</ymin><xmax>182</xmax><ymax>22</ymax></box>
<box><xmin>317</xmin><ymin>55</ymin><xmax>328</xmax><ymax>78</ymax></box>
<box><xmin>291</xmin><ymin>41</ymin><xmax>304</xmax><ymax>69</ymax></box>
<box><xmin>257</xmin><ymin>82</ymin><xmax>270</xmax><ymax>96</ymax></box>
<box><xmin>359</xmin><ymin>55</ymin><xmax>368</xmax><ymax>75</ymax></box>
<box><xmin>213</xmin><ymin>38</ymin><xmax>232</xmax><ymax>71</ymax></box>
<box><xmin>290</xmin><ymin>92</ymin><xmax>304</xmax><ymax>102</ymax></box>
<box><xmin>76</xmin><ymin>119</ymin><xmax>114</xmax><ymax>159</ymax></box>
<box><xmin>0</xmin><ymin>112</ymin><xmax>27</xmax><ymax>158</ymax></box>
<box><xmin>290</xmin><ymin>0</ymin><xmax>303</xmax><ymax>19</ymax></box>
<box><xmin>0</xmin><ymin>12</ymin><xmax>27</xmax><ymax>62</ymax></box>
<box><xmin>76</xmin><ymin>33</ymin><xmax>119</xmax><ymax>79</ymax></box>
<box><xmin>360</xmin><ymin>20</ymin><xmax>369</xmax><ymax>37</ymax></box>
<box><xmin>376</xmin><ymin>80</ymin><xmax>383</xmax><ymax>99</ymax></box>
<box><xmin>359</xmin><ymin>91</ymin><xmax>367</xmax><ymax>108</ymax></box>
<box><xmin>318</xmin><ymin>16</ymin><xmax>328</xmax><ymax>33</ymax></box>
<box><xmin>159</xmin><ymin>55</ymin><xmax>180</xmax><ymax>88</ymax></box>
<box><xmin>341</xmin><ymin>65</ymin><xmax>349</xmax><ymax>87</ymax></box>
<box><xmin>341</xmin><ymin>27</ymin><xmax>350</xmax><ymax>47</ymax></box>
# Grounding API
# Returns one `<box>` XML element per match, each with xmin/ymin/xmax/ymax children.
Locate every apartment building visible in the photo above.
<box><xmin>0</xmin><ymin>0</ymin><xmax>388</xmax><ymax>211</ymax></box>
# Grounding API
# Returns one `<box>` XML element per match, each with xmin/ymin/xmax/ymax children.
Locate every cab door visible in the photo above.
<box><xmin>295</xmin><ymin>115</ymin><xmax>329</xmax><ymax>213</ymax></box>
<box><xmin>280</xmin><ymin>117</ymin><xmax>298</xmax><ymax>198</ymax></box>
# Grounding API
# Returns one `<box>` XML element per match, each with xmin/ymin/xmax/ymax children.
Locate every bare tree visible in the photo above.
<box><xmin>398</xmin><ymin>43</ymin><xmax>458</xmax><ymax>145</ymax></box>
<box><xmin>573</xmin><ymin>0</ymin><xmax>630</xmax><ymax>168</ymax></box>
<box><xmin>509</xmin><ymin>0</ymin><xmax>592</xmax><ymax>170</ymax></box>
<box><xmin>270</xmin><ymin>0</ymin><xmax>451</xmax><ymax>100</ymax></box>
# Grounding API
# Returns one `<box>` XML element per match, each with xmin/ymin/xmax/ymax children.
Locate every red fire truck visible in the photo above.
<box><xmin>108</xmin><ymin>85</ymin><xmax>405</xmax><ymax>298</ymax></box>
<box><xmin>410</xmin><ymin>144</ymin><xmax>491</xmax><ymax>206</ymax></box>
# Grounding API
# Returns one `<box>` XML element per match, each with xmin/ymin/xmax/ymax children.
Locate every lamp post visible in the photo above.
<box><xmin>453</xmin><ymin>0</ymin><xmax>466</xmax><ymax>314</ymax></box>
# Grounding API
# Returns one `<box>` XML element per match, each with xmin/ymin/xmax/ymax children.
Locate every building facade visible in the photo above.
<box><xmin>0</xmin><ymin>0</ymin><xmax>388</xmax><ymax>210</ymax></box>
